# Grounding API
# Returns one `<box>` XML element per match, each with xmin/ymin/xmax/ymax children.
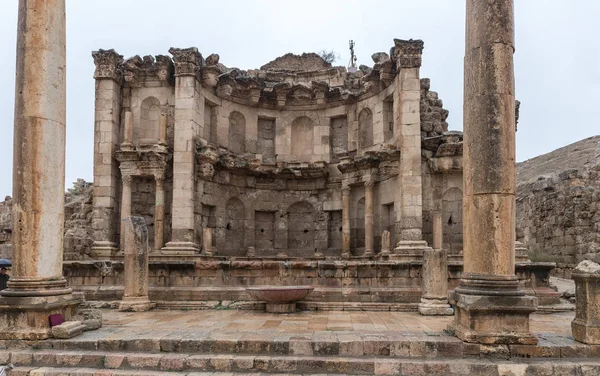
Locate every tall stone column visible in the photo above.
<box><xmin>0</xmin><ymin>0</ymin><xmax>80</xmax><ymax>340</ymax></box>
<box><xmin>341</xmin><ymin>182</ymin><xmax>351</xmax><ymax>258</ymax></box>
<box><xmin>154</xmin><ymin>175</ymin><xmax>165</xmax><ymax>251</ymax></box>
<box><xmin>121</xmin><ymin>111</ymin><xmax>133</xmax><ymax>151</ymax></box>
<box><xmin>163</xmin><ymin>47</ymin><xmax>203</xmax><ymax>254</ymax></box>
<box><xmin>119</xmin><ymin>175</ymin><xmax>132</xmax><ymax>251</ymax></box>
<box><xmin>451</xmin><ymin>0</ymin><xmax>537</xmax><ymax>345</ymax></box>
<box><xmin>364</xmin><ymin>180</ymin><xmax>374</xmax><ymax>256</ymax></box>
<box><xmin>90</xmin><ymin>49</ymin><xmax>123</xmax><ymax>257</ymax></box>
<box><xmin>392</xmin><ymin>39</ymin><xmax>429</xmax><ymax>261</ymax></box>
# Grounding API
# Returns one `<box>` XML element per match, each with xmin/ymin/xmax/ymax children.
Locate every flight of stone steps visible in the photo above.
<box><xmin>3</xmin><ymin>334</ymin><xmax>600</xmax><ymax>375</ymax></box>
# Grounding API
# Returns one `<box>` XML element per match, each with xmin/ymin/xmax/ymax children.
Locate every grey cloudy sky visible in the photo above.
<box><xmin>0</xmin><ymin>1</ymin><xmax>599</xmax><ymax>197</ymax></box>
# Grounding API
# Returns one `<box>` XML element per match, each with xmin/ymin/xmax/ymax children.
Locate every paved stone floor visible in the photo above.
<box><xmin>101</xmin><ymin>309</ymin><xmax>574</xmax><ymax>338</ymax></box>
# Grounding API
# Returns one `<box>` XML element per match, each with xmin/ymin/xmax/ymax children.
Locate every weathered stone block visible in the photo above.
<box><xmin>51</xmin><ymin>321</ymin><xmax>86</xmax><ymax>339</ymax></box>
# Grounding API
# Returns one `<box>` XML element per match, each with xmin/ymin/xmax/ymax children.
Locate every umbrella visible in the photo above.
<box><xmin>0</xmin><ymin>259</ymin><xmax>11</xmax><ymax>267</ymax></box>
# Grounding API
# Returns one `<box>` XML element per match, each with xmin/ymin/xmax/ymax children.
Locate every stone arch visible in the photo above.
<box><xmin>224</xmin><ymin>197</ymin><xmax>245</xmax><ymax>254</ymax></box>
<box><xmin>442</xmin><ymin>187</ymin><xmax>463</xmax><ymax>253</ymax></box>
<box><xmin>228</xmin><ymin>111</ymin><xmax>246</xmax><ymax>154</ymax></box>
<box><xmin>358</xmin><ymin>108</ymin><xmax>373</xmax><ymax>149</ymax></box>
<box><xmin>287</xmin><ymin>201</ymin><xmax>315</xmax><ymax>251</ymax></box>
<box><xmin>291</xmin><ymin>116</ymin><xmax>314</xmax><ymax>157</ymax></box>
<box><xmin>136</xmin><ymin>96</ymin><xmax>161</xmax><ymax>146</ymax></box>
<box><xmin>352</xmin><ymin>197</ymin><xmax>366</xmax><ymax>250</ymax></box>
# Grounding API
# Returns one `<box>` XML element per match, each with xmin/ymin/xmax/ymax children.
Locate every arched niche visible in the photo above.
<box><xmin>358</xmin><ymin>108</ymin><xmax>373</xmax><ymax>149</ymax></box>
<box><xmin>224</xmin><ymin>197</ymin><xmax>245</xmax><ymax>254</ymax></box>
<box><xmin>136</xmin><ymin>96</ymin><xmax>161</xmax><ymax>146</ymax></box>
<box><xmin>442</xmin><ymin>187</ymin><xmax>463</xmax><ymax>253</ymax></box>
<box><xmin>291</xmin><ymin>116</ymin><xmax>314</xmax><ymax>158</ymax></box>
<box><xmin>287</xmin><ymin>201</ymin><xmax>315</xmax><ymax>252</ymax></box>
<box><xmin>228</xmin><ymin>111</ymin><xmax>246</xmax><ymax>154</ymax></box>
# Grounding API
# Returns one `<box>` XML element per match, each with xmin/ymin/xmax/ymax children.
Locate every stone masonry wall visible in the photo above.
<box><xmin>517</xmin><ymin>163</ymin><xmax>600</xmax><ymax>265</ymax></box>
<box><xmin>0</xmin><ymin>180</ymin><xmax>94</xmax><ymax>261</ymax></box>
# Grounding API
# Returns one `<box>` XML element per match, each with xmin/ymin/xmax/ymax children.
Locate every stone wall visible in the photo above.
<box><xmin>517</xmin><ymin>136</ymin><xmax>600</xmax><ymax>265</ymax></box>
<box><xmin>0</xmin><ymin>180</ymin><xmax>95</xmax><ymax>260</ymax></box>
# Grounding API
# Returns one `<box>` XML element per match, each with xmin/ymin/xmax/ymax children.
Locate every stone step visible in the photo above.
<box><xmin>4</xmin><ymin>349</ymin><xmax>600</xmax><ymax>375</ymax></box>
<box><xmin>25</xmin><ymin>333</ymin><xmax>600</xmax><ymax>360</ymax></box>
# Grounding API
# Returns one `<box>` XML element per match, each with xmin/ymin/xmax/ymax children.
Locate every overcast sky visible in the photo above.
<box><xmin>0</xmin><ymin>1</ymin><xmax>598</xmax><ymax>197</ymax></box>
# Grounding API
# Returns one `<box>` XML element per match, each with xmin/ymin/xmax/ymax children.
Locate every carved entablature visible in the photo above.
<box><xmin>121</xmin><ymin>55</ymin><xmax>174</xmax><ymax>87</ymax></box>
<box><xmin>92</xmin><ymin>49</ymin><xmax>124</xmax><ymax>82</ymax></box>
<box><xmin>337</xmin><ymin>148</ymin><xmax>400</xmax><ymax>176</ymax></box>
<box><xmin>169</xmin><ymin>47</ymin><xmax>204</xmax><ymax>80</ymax></box>
<box><xmin>195</xmin><ymin>146</ymin><xmax>329</xmax><ymax>180</ymax></box>
<box><xmin>392</xmin><ymin>39</ymin><xmax>424</xmax><ymax>70</ymax></box>
<box><xmin>115</xmin><ymin>148</ymin><xmax>171</xmax><ymax>178</ymax></box>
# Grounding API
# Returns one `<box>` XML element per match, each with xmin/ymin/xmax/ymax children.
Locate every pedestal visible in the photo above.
<box><xmin>572</xmin><ymin>270</ymin><xmax>600</xmax><ymax>344</ymax></box>
<box><xmin>266</xmin><ymin>302</ymin><xmax>296</xmax><ymax>313</ymax></box>
<box><xmin>393</xmin><ymin>240</ymin><xmax>427</xmax><ymax>261</ymax></box>
<box><xmin>450</xmin><ymin>274</ymin><xmax>538</xmax><ymax>345</ymax></box>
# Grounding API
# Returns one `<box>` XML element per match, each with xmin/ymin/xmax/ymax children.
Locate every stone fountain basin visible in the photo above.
<box><xmin>246</xmin><ymin>286</ymin><xmax>314</xmax><ymax>303</ymax></box>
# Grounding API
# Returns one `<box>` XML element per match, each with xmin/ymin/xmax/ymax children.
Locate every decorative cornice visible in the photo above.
<box><xmin>392</xmin><ymin>39</ymin><xmax>424</xmax><ymax>69</ymax></box>
<box><xmin>92</xmin><ymin>49</ymin><xmax>123</xmax><ymax>82</ymax></box>
<box><xmin>122</xmin><ymin>55</ymin><xmax>174</xmax><ymax>87</ymax></box>
<box><xmin>169</xmin><ymin>47</ymin><xmax>203</xmax><ymax>79</ymax></box>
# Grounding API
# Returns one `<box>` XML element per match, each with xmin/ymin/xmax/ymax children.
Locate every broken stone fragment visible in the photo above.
<box><xmin>575</xmin><ymin>260</ymin><xmax>600</xmax><ymax>274</ymax></box>
<box><xmin>371</xmin><ymin>52</ymin><xmax>390</xmax><ymax>64</ymax></box>
<box><xmin>205</xmin><ymin>53</ymin><xmax>220</xmax><ymax>65</ymax></box>
<box><xmin>51</xmin><ymin>321</ymin><xmax>86</xmax><ymax>339</ymax></box>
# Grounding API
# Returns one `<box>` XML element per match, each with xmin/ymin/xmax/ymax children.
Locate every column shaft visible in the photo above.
<box><xmin>120</xmin><ymin>175</ymin><xmax>132</xmax><ymax>250</ymax></box>
<box><xmin>154</xmin><ymin>177</ymin><xmax>165</xmax><ymax>250</ymax></box>
<box><xmin>364</xmin><ymin>182</ymin><xmax>374</xmax><ymax>256</ymax></box>
<box><xmin>341</xmin><ymin>185</ymin><xmax>351</xmax><ymax>258</ymax></box>
<box><xmin>9</xmin><ymin>0</ymin><xmax>68</xmax><ymax>291</ymax></box>
<box><xmin>432</xmin><ymin>212</ymin><xmax>443</xmax><ymax>250</ymax></box>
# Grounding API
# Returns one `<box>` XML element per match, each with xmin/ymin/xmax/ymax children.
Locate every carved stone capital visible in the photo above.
<box><xmin>169</xmin><ymin>47</ymin><xmax>203</xmax><ymax>79</ymax></box>
<box><xmin>92</xmin><ymin>49</ymin><xmax>123</xmax><ymax>82</ymax></box>
<box><xmin>341</xmin><ymin>183</ymin><xmax>351</xmax><ymax>196</ymax></box>
<box><xmin>392</xmin><ymin>39</ymin><xmax>424</xmax><ymax>69</ymax></box>
<box><xmin>122</xmin><ymin>174</ymin><xmax>133</xmax><ymax>185</ymax></box>
<box><xmin>364</xmin><ymin>180</ymin><xmax>375</xmax><ymax>189</ymax></box>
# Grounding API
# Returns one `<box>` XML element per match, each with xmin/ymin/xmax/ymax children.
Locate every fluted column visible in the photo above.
<box><xmin>120</xmin><ymin>174</ymin><xmax>132</xmax><ymax>250</ymax></box>
<box><xmin>0</xmin><ymin>0</ymin><xmax>80</xmax><ymax>340</ymax></box>
<box><xmin>451</xmin><ymin>0</ymin><xmax>537</xmax><ymax>345</ymax></box>
<box><xmin>341</xmin><ymin>183</ymin><xmax>351</xmax><ymax>258</ymax></box>
<box><xmin>364</xmin><ymin>181</ymin><xmax>374</xmax><ymax>256</ymax></box>
<box><xmin>154</xmin><ymin>175</ymin><xmax>165</xmax><ymax>250</ymax></box>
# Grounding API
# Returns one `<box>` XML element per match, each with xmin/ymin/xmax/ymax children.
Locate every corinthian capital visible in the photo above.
<box><xmin>92</xmin><ymin>49</ymin><xmax>123</xmax><ymax>81</ymax></box>
<box><xmin>392</xmin><ymin>39</ymin><xmax>424</xmax><ymax>69</ymax></box>
<box><xmin>169</xmin><ymin>47</ymin><xmax>203</xmax><ymax>78</ymax></box>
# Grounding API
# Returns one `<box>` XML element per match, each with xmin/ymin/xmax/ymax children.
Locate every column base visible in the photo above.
<box><xmin>450</xmin><ymin>274</ymin><xmax>538</xmax><ymax>345</ymax></box>
<box><xmin>0</xmin><ymin>293</ymin><xmax>82</xmax><ymax>340</ymax></box>
<box><xmin>118</xmin><ymin>296</ymin><xmax>155</xmax><ymax>312</ymax></box>
<box><xmin>572</xmin><ymin>319</ymin><xmax>600</xmax><ymax>344</ymax></box>
<box><xmin>91</xmin><ymin>241</ymin><xmax>120</xmax><ymax>258</ymax></box>
<box><xmin>393</xmin><ymin>240</ymin><xmax>428</xmax><ymax>261</ymax></box>
<box><xmin>418</xmin><ymin>298</ymin><xmax>454</xmax><ymax>316</ymax></box>
<box><xmin>162</xmin><ymin>241</ymin><xmax>198</xmax><ymax>255</ymax></box>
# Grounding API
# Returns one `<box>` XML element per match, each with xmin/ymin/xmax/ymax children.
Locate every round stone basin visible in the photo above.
<box><xmin>246</xmin><ymin>286</ymin><xmax>314</xmax><ymax>313</ymax></box>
